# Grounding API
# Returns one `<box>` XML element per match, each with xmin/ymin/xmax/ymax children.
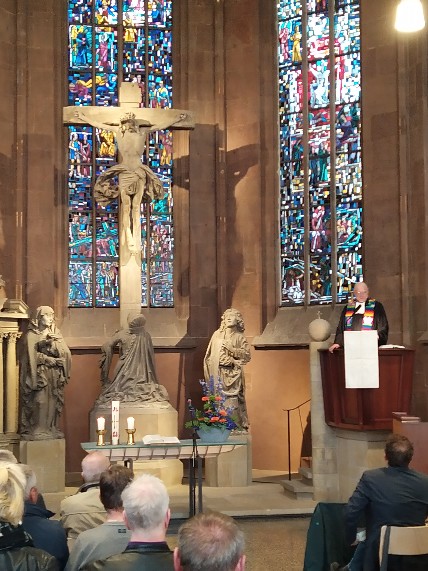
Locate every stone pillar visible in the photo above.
<box><xmin>309</xmin><ymin>317</ymin><xmax>339</xmax><ymax>501</ymax></box>
<box><xmin>0</xmin><ymin>303</ymin><xmax>29</xmax><ymax>440</ymax></box>
<box><xmin>0</xmin><ymin>334</ymin><xmax>4</xmax><ymax>433</ymax></box>
<box><xmin>5</xmin><ymin>332</ymin><xmax>20</xmax><ymax>434</ymax></box>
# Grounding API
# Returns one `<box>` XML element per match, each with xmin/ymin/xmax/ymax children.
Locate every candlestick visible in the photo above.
<box><xmin>96</xmin><ymin>429</ymin><xmax>106</xmax><ymax>446</ymax></box>
<box><xmin>125</xmin><ymin>428</ymin><xmax>136</xmax><ymax>445</ymax></box>
<box><xmin>97</xmin><ymin>416</ymin><xmax>105</xmax><ymax>431</ymax></box>
<box><xmin>127</xmin><ymin>416</ymin><xmax>135</xmax><ymax>430</ymax></box>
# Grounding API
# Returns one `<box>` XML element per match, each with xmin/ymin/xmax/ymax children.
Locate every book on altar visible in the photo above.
<box><xmin>142</xmin><ymin>434</ymin><xmax>181</xmax><ymax>445</ymax></box>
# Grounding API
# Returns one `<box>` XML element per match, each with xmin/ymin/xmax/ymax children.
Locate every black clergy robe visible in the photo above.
<box><xmin>333</xmin><ymin>300</ymin><xmax>389</xmax><ymax>347</ymax></box>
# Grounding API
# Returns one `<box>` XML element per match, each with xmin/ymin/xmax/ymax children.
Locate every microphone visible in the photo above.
<box><xmin>187</xmin><ymin>398</ymin><xmax>196</xmax><ymax>421</ymax></box>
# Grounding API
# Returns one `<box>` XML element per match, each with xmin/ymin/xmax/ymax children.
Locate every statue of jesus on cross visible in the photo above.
<box><xmin>64</xmin><ymin>83</ymin><xmax>194</xmax><ymax>324</ymax></box>
<box><xmin>72</xmin><ymin>105</ymin><xmax>189</xmax><ymax>254</ymax></box>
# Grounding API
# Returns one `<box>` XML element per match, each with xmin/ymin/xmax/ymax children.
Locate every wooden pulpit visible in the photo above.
<box><xmin>319</xmin><ymin>348</ymin><xmax>414</xmax><ymax>431</ymax></box>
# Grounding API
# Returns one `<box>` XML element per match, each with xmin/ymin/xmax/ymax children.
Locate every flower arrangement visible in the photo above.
<box><xmin>185</xmin><ymin>377</ymin><xmax>238</xmax><ymax>432</ymax></box>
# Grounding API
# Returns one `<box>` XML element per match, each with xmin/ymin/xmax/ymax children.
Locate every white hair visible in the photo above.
<box><xmin>122</xmin><ymin>474</ymin><xmax>169</xmax><ymax>531</ymax></box>
<box><xmin>81</xmin><ymin>451</ymin><xmax>110</xmax><ymax>483</ymax></box>
<box><xmin>0</xmin><ymin>463</ymin><xmax>26</xmax><ymax>525</ymax></box>
<box><xmin>0</xmin><ymin>449</ymin><xmax>18</xmax><ymax>464</ymax></box>
<box><xmin>21</xmin><ymin>464</ymin><xmax>37</xmax><ymax>500</ymax></box>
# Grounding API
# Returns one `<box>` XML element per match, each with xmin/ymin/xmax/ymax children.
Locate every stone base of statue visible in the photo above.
<box><xmin>89</xmin><ymin>403</ymin><xmax>183</xmax><ymax>486</ymax></box>
<box><xmin>204</xmin><ymin>433</ymin><xmax>252</xmax><ymax>487</ymax></box>
<box><xmin>20</xmin><ymin>439</ymin><xmax>65</xmax><ymax>493</ymax></box>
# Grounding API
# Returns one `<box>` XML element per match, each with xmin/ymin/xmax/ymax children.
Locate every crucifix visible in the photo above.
<box><xmin>63</xmin><ymin>83</ymin><xmax>194</xmax><ymax>326</ymax></box>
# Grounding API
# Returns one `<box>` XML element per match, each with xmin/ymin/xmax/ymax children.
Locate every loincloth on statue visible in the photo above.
<box><xmin>94</xmin><ymin>164</ymin><xmax>164</xmax><ymax>206</ymax></box>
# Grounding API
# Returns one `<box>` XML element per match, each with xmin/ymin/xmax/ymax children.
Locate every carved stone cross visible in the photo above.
<box><xmin>63</xmin><ymin>83</ymin><xmax>194</xmax><ymax>325</ymax></box>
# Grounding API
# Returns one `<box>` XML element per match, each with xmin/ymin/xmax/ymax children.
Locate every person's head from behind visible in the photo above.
<box><xmin>122</xmin><ymin>474</ymin><xmax>170</xmax><ymax>537</ymax></box>
<box><xmin>100</xmin><ymin>465</ymin><xmax>134</xmax><ymax>512</ymax></box>
<box><xmin>21</xmin><ymin>465</ymin><xmax>39</xmax><ymax>505</ymax></box>
<box><xmin>0</xmin><ymin>463</ymin><xmax>26</xmax><ymax>526</ymax></box>
<box><xmin>0</xmin><ymin>449</ymin><xmax>18</xmax><ymax>464</ymax></box>
<box><xmin>174</xmin><ymin>511</ymin><xmax>245</xmax><ymax>571</ymax></box>
<box><xmin>81</xmin><ymin>451</ymin><xmax>110</xmax><ymax>483</ymax></box>
<box><xmin>385</xmin><ymin>433</ymin><xmax>414</xmax><ymax>468</ymax></box>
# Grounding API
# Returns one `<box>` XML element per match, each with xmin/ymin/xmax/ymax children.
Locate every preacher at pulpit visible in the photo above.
<box><xmin>329</xmin><ymin>282</ymin><xmax>389</xmax><ymax>352</ymax></box>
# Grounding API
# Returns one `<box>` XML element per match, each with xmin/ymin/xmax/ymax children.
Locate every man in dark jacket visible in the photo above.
<box><xmin>22</xmin><ymin>465</ymin><xmax>69</xmax><ymax>570</ymax></box>
<box><xmin>82</xmin><ymin>473</ymin><xmax>173</xmax><ymax>571</ymax></box>
<box><xmin>332</xmin><ymin>434</ymin><xmax>428</xmax><ymax>571</ymax></box>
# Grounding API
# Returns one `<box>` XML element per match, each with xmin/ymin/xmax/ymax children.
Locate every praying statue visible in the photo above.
<box><xmin>74</xmin><ymin>108</ymin><xmax>188</xmax><ymax>255</ymax></box>
<box><xmin>204</xmin><ymin>308</ymin><xmax>251</xmax><ymax>431</ymax></box>
<box><xmin>19</xmin><ymin>306</ymin><xmax>72</xmax><ymax>440</ymax></box>
<box><xmin>95</xmin><ymin>313</ymin><xmax>169</xmax><ymax>407</ymax></box>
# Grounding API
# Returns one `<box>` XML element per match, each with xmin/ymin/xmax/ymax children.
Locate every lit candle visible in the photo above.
<box><xmin>97</xmin><ymin>417</ymin><xmax>105</xmax><ymax>431</ymax></box>
<box><xmin>127</xmin><ymin>416</ymin><xmax>135</xmax><ymax>430</ymax></box>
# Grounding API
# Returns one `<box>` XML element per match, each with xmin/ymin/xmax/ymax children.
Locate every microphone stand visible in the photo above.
<box><xmin>187</xmin><ymin>399</ymin><xmax>200</xmax><ymax>517</ymax></box>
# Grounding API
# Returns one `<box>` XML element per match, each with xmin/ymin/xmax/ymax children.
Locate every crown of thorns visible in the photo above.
<box><xmin>120</xmin><ymin>112</ymin><xmax>136</xmax><ymax>123</ymax></box>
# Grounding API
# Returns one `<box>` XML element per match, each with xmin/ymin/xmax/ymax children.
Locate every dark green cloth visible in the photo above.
<box><xmin>303</xmin><ymin>502</ymin><xmax>356</xmax><ymax>571</ymax></box>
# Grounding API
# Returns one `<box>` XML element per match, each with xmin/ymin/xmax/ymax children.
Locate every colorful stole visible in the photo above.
<box><xmin>344</xmin><ymin>298</ymin><xmax>376</xmax><ymax>330</ymax></box>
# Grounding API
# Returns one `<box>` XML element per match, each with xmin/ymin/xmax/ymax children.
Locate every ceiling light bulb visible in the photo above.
<box><xmin>395</xmin><ymin>0</ymin><xmax>425</xmax><ymax>32</ymax></box>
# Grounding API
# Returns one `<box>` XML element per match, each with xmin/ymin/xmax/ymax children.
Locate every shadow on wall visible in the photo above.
<box><xmin>176</xmin><ymin>123</ymin><xmax>259</xmax><ymax>311</ymax></box>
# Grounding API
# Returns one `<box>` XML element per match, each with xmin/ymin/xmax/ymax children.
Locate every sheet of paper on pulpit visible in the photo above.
<box><xmin>344</xmin><ymin>330</ymin><xmax>379</xmax><ymax>388</ymax></box>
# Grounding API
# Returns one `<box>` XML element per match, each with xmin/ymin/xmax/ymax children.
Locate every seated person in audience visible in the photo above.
<box><xmin>330</xmin><ymin>434</ymin><xmax>428</xmax><ymax>571</ymax></box>
<box><xmin>83</xmin><ymin>473</ymin><xmax>173</xmax><ymax>570</ymax></box>
<box><xmin>174</xmin><ymin>511</ymin><xmax>246</xmax><ymax>571</ymax></box>
<box><xmin>0</xmin><ymin>448</ymin><xmax>47</xmax><ymax>508</ymax></box>
<box><xmin>0</xmin><ymin>461</ymin><xmax>58</xmax><ymax>570</ymax></box>
<box><xmin>22</xmin><ymin>465</ymin><xmax>69</xmax><ymax>570</ymax></box>
<box><xmin>66</xmin><ymin>465</ymin><xmax>133</xmax><ymax>570</ymax></box>
<box><xmin>0</xmin><ymin>448</ymin><xmax>19</xmax><ymax>463</ymax></box>
<box><xmin>60</xmin><ymin>451</ymin><xmax>110</xmax><ymax>547</ymax></box>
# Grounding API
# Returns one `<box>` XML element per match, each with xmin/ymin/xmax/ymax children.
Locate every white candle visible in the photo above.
<box><xmin>97</xmin><ymin>417</ymin><xmax>105</xmax><ymax>431</ymax></box>
<box><xmin>127</xmin><ymin>416</ymin><xmax>135</xmax><ymax>430</ymax></box>
<box><xmin>112</xmin><ymin>400</ymin><xmax>120</xmax><ymax>445</ymax></box>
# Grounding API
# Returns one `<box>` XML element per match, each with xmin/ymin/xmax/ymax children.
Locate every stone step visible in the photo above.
<box><xmin>280</xmin><ymin>478</ymin><xmax>314</xmax><ymax>499</ymax></box>
<box><xmin>299</xmin><ymin>466</ymin><xmax>313</xmax><ymax>481</ymax></box>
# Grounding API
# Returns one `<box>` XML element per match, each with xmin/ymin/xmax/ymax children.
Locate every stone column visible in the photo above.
<box><xmin>5</xmin><ymin>332</ymin><xmax>20</xmax><ymax>434</ymax></box>
<box><xmin>309</xmin><ymin>317</ymin><xmax>339</xmax><ymax>501</ymax></box>
<box><xmin>0</xmin><ymin>334</ymin><xmax>4</xmax><ymax>433</ymax></box>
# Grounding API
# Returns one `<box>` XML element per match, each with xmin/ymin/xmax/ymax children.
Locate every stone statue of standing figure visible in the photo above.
<box><xmin>19</xmin><ymin>306</ymin><xmax>72</xmax><ymax>440</ymax></box>
<box><xmin>74</xmin><ymin>108</ymin><xmax>187</xmax><ymax>255</ymax></box>
<box><xmin>204</xmin><ymin>308</ymin><xmax>251</xmax><ymax>431</ymax></box>
<box><xmin>95</xmin><ymin>313</ymin><xmax>169</xmax><ymax>408</ymax></box>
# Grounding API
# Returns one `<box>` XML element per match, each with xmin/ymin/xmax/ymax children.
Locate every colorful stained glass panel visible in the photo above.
<box><xmin>69</xmin><ymin>261</ymin><xmax>93</xmax><ymax>306</ymax></box>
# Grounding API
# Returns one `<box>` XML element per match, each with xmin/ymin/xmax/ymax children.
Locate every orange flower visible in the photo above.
<box><xmin>219</xmin><ymin>410</ymin><xmax>227</xmax><ymax>416</ymax></box>
<box><xmin>197</xmin><ymin>418</ymin><xmax>204</xmax><ymax>422</ymax></box>
<box><xmin>219</xmin><ymin>418</ymin><xmax>227</xmax><ymax>423</ymax></box>
<box><xmin>210</xmin><ymin>417</ymin><xmax>220</xmax><ymax>422</ymax></box>
<box><xmin>215</xmin><ymin>396</ymin><xmax>222</xmax><ymax>401</ymax></box>
<box><xmin>201</xmin><ymin>396</ymin><xmax>209</xmax><ymax>401</ymax></box>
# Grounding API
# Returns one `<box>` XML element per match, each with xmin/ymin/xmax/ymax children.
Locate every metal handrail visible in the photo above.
<box><xmin>283</xmin><ymin>399</ymin><xmax>311</xmax><ymax>481</ymax></box>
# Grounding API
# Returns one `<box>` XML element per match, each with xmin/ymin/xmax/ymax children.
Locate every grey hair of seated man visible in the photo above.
<box><xmin>0</xmin><ymin>449</ymin><xmax>18</xmax><ymax>464</ymax></box>
<box><xmin>121</xmin><ymin>473</ymin><xmax>169</xmax><ymax>532</ymax></box>
<box><xmin>174</xmin><ymin>511</ymin><xmax>246</xmax><ymax>571</ymax></box>
<box><xmin>21</xmin><ymin>464</ymin><xmax>38</xmax><ymax>501</ymax></box>
<box><xmin>81</xmin><ymin>451</ymin><xmax>110</xmax><ymax>483</ymax></box>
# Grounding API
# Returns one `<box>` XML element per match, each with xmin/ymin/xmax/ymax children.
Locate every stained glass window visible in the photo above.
<box><xmin>278</xmin><ymin>0</ymin><xmax>362</xmax><ymax>306</ymax></box>
<box><xmin>67</xmin><ymin>0</ymin><xmax>173</xmax><ymax>308</ymax></box>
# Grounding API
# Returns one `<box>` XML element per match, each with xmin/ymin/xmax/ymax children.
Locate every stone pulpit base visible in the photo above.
<box><xmin>20</xmin><ymin>439</ymin><xmax>65</xmax><ymax>493</ymax></box>
<box><xmin>335</xmin><ymin>429</ymin><xmax>388</xmax><ymax>502</ymax></box>
<box><xmin>89</xmin><ymin>403</ymin><xmax>183</xmax><ymax>486</ymax></box>
<box><xmin>204</xmin><ymin>434</ymin><xmax>252</xmax><ymax>487</ymax></box>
